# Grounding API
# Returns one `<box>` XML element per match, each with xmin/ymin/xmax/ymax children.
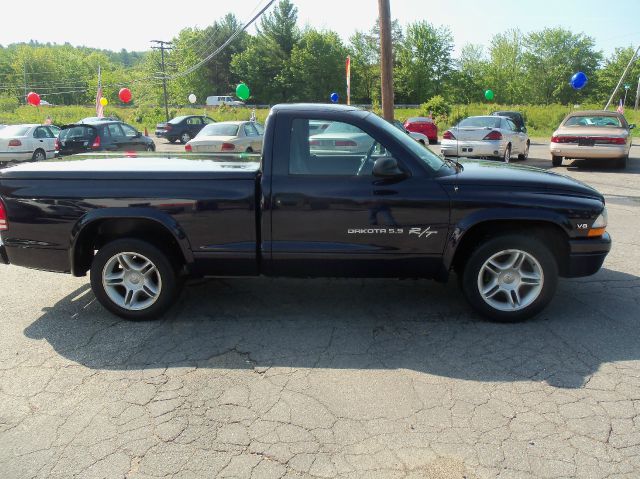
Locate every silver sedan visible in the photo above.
<box><xmin>441</xmin><ymin>116</ymin><xmax>530</xmax><ymax>162</ymax></box>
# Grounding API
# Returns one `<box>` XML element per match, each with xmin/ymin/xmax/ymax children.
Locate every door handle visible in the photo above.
<box><xmin>39</xmin><ymin>140</ymin><xmax>44</xmax><ymax>142</ymax></box>
<box><xmin>373</xmin><ymin>189</ymin><xmax>397</xmax><ymax>196</ymax></box>
<box><xmin>275</xmin><ymin>195</ymin><xmax>303</xmax><ymax>207</ymax></box>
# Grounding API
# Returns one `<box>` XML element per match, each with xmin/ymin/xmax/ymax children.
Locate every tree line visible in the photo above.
<box><xmin>0</xmin><ymin>0</ymin><xmax>638</xmax><ymax>108</ymax></box>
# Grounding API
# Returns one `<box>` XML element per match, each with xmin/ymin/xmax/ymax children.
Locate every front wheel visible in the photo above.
<box><xmin>461</xmin><ymin>234</ymin><xmax>558</xmax><ymax>322</ymax></box>
<box><xmin>90</xmin><ymin>239</ymin><xmax>180</xmax><ymax>320</ymax></box>
<box><xmin>180</xmin><ymin>132</ymin><xmax>191</xmax><ymax>144</ymax></box>
<box><xmin>518</xmin><ymin>141</ymin><xmax>530</xmax><ymax>161</ymax></box>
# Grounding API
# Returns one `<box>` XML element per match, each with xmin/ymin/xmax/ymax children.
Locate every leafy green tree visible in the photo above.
<box><xmin>522</xmin><ymin>28</ymin><xmax>602</xmax><ymax>104</ymax></box>
<box><xmin>447</xmin><ymin>43</ymin><xmax>489</xmax><ymax>103</ymax></box>
<box><xmin>395</xmin><ymin>22</ymin><xmax>454</xmax><ymax>103</ymax></box>
<box><xmin>289</xmin><ymin>29</ymin><xmax>348</xmax><ymax>102</ymax></box>
<box><xmin>591</xmin><ymin>47</ymin><xmax>640</xmax><ymax>106</ymax></box>
<box><xmin>485</xmin><ymin>30</ymin><xmax>526</xmax><ymax>105</ymax></box>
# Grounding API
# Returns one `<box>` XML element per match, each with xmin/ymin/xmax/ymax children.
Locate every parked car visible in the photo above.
<box><xmin>185</xmin><ymin>121</ymin><xmax>264</xmax><ymax>153</ymax></box>
<box><xmin>309</xmin><ymin>121</ymin><xmax>375</xmax><ymax>154</ymax></box>
<box><xmin>155</xmin><ymin>115</ymin><xmax>215</xmax><ymax>144</ymax></box>
<box><xmin>441</xmin><ymin>115</ymin><xmax>530</xmax><ymax>162</ymax></box>
<box><xmin>0</xmin><ymin>104</ymin><xmax>610</xmax><ymax>323</ymax></box>
<box><xmin>403</xmin><ymin>117</ymin><xmax>438</xmax><ymax>144</ymax></box>
<box><xmin>393</xmin><ymin>120</ymin><xmax>430</xmax><ymax>146</ymax></box>
<box><xmin>56</xmin><ymin>121</ymin><xmax>155</xmax><ymax>156</ymax></box>
<box><xmin>490</xmin><ymin>111</ymin><xmax>526</xmax><ymax>132</ymax></box>
<box><xmin>550</xmin><ymin>110</ymin><xmax>634</xmax><ymax>168</ymax></box>
<box><xmin>0</xmin><ymin>124</ymin><xmax>57</xmax><ymax>165</ymax></box>
<box><xmin>205</xmin><ymin>96</ymin><xmax>244</xmax><ymax>107</ymax></box>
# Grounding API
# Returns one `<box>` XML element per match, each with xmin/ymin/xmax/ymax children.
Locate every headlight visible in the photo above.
<box><xmin>588</xmin><ymin>208</ymin><xmax>607</xmax><ymax>237</ymax></box>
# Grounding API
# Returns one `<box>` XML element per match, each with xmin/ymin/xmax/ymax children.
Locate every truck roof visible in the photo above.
<box><xmin>271</xmin><ymin>103</ymin><xmax>361</xmax><ymax>113</ymax></box>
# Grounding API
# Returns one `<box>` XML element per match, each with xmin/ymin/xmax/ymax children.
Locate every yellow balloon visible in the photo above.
<box><xmin>100</xmin><ymin>97</ymin><xmax>108</xmax><ymax>106</ymax></box>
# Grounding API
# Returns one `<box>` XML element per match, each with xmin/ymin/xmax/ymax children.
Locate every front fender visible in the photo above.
<box><xmin>69</xmin><ymin>207</ymin><xmax>194</xmax><ymax>274</ymax></box>
<box><xmin>442</xmin><ymin>208</ymin><xmax>571</xmax><ymax>272</ymax></box>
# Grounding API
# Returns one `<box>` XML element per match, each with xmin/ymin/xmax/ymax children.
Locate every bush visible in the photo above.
<box><xmin>419</xmin><ymin>95</ymin><xmax>451</xmax><ymax>119</ymax></box>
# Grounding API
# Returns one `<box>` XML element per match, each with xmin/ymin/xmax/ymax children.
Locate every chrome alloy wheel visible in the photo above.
<box><xmin>102</xmin><ymin>252</ymin><xmax>162</xmax><ymax>311</ymax></box>
<box><xmin>477</xmin><ymin>249</ymin><xmax>544</xmax><ymax>312</ymax></box>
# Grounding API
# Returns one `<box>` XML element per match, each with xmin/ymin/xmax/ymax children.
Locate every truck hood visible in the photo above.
<box><xmin>438</xmin><ymin>159</ymin><xmax>603</xmax><ymax>200</ymax></box>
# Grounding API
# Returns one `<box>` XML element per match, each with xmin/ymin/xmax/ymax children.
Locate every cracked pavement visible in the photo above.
<box><xmin>1</xmin><ymin>148</ymin><xmax>639</xmax><ymax>478</ymax></box>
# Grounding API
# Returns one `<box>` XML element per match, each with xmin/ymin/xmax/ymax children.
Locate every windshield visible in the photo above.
<box><xmin>564</xmin><ymin>115</ymin><xmax>623</xmax><ymax>127</ymax></box>
<box><xmin>59</xmin><ymin>125</ymin><xmax>95</xmax><ymax>140</ymax></box>
<box><xmin>0</xmin><ymin>125</ymin><xmax>30</xmax><ymax>137</ymax></box>
<box><xmin>458</xmin><ymin>117</ymin><xmax>501</xmax><ymax>128</ymax></box>
<box><xmin>199</xmin><ymin>123</ymin><xmax>240</xmax><ymax>137</ymax></box>
<box><xmin>366</xmin><ymin>113</ymin><xmax>445</xmax><ymax>171</ymax></box>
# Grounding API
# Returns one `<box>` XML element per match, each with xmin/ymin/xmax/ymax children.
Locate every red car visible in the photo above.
<box><xmin>403</xmin><ymin>117</ymin><xmax>438</xmax><ymax>144</ymax></box>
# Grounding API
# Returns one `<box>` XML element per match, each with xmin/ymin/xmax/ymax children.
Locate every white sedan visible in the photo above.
<box><xmin>185</xmin><ymin>121</ymin><xmax>264</xmax><ymax>153</ymax></box>
<box><xmin>0</xmin><ymin>124</ymin><xmax>58</xmax><ymax>166</ymax></box>
<box><xmin>440</xmin><ymin>115</ymin><xmax>530</xmax><ymax>162</ymax></box>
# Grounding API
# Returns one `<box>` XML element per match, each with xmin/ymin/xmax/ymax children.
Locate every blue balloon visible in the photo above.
<box><xmin>570</xmin><ymin>72</ymin><xmax>588</xmax><ymax>90</ymax></box>
<box><xmin>330</xmin><ymin>92</ymin><xmax>339</xmax><ymax>103</ymax></box>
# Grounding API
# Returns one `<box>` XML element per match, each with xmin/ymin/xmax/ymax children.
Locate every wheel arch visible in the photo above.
<box><xmin>70</xmin><ymin>208</ymin><xmax>194</xmax><ymax>277</ymax></box>
<box><xmin>445</xmin><ymin>211</ymin><xmax>571</xmax><ymax>277</ymax></box>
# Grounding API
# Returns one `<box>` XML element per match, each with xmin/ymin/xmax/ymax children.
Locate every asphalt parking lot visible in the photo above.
<box><xmin>1</xmin><ymin>143</ymin><xmax>639</xmax><ymax>478</ymax></box>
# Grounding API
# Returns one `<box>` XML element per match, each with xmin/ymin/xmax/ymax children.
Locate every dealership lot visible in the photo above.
<box><xmin>1</xmin><ymin>146</ymin><xmax>639</xmax><ymax>478</ymax></box>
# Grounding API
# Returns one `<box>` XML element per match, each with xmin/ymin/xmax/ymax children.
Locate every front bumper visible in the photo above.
<box><xmin>565</xmin><ymin>232</ymin><xmax>612</xmax><ymax>277</ymax></box>
<box><xmin>550</xmin><ymin>142</ymin><xmax>629</xmax><ymax>160</ymax></box>
<box><xmin>440</xmin><ymin>139</ymin><xmax>505</xmax><ymax>158</ymax></box>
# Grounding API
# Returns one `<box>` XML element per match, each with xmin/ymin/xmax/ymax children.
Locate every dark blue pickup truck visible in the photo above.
<box><xmin>0</xmin><ymin>104</ymin><xmax>610</xmax><ymax>322</ymax></box>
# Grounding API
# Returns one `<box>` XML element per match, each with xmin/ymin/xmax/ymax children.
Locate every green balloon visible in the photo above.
<box><xmin>484</xmin><ymin>89</ymin><xmax>495</xmax><ymax>101</ymax></box>
<box><xmin>236</xmin><ymin>83</ymin><xmax>250</xmax><ymax>101</ymax></box>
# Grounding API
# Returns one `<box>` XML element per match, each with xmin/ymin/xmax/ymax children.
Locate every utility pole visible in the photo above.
<box><xmin>604</xmin><ymin>44</ymin><xmax>640</xmax><ymax>110</ymax></box>
<box><xmin>151</xmin><ymin>40</ymin><xmax>173</xmax><ymax>122</ymax></box>
<box><xmin>635</xmin><ymin>75</ymin><xmax>640</xmax><ymax>110</ymax></box>
<box><xmin>378</xmin><ymin>0</ymin><xmax>394</xmax><ymax>121</ymax></box>
<box><xmin>23</xmin><ymin>64</ymin><xmax>27</xmax><ymax>105</ymax></box>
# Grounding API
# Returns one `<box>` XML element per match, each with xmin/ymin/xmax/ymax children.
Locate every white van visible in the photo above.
<box><xmin>205</xmin><ymin>95</ymin><xmax>245</xmax><ymax>107</ymax></box>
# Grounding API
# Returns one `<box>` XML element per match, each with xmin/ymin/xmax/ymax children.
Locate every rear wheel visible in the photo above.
<box><xmin>90</xmin><ymin>239</ymin><xmax>180</xmax><ymax>320</ymax></box>
<box><xmin>615</xmin><ymin>155</ymin><xmax>628</xmax><ymax>169</ymax></box>
<box><xmin>145</xmin><ymin>144</ymin><xmax>155</xmax><ymax>152</ymax></box>
<box><xmin>551</xmin><ymin>155</ymin><xmax>562</xmax><ymax>167</ymax></box>
<box><xmin>503</xmin><ymin>144</ymin><xmax>511</xmax><ymax>163</ymax></box>
<box><xmin>167</xmin><ymin>137</ymin><xmax>177</xmax><ymax>144</ymax></box>
<box><xmin>461</xmin><ymin>234</ymin><xmax>558</xmax><ymax>322</ymax></box>
<box><xmin>245</xmin><ymin>147</ymin><xmax>253</xmax><ymax>153</ymax></box>
<box><xmin>180</xmin><ymin>132</ymin><xmax>191</xmax><ymax>144</ymax></box>
<box><xmin>32</xmin><ymin>149</ymin><xmax>46</xmax><ymax>162</ymax></box>
<box><xmin>518</xmin><ymin>141</ymin><xmax>530</xmax><ymax>161</ymax></box>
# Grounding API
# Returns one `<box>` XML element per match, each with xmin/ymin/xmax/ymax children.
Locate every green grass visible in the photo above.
<box><xmin>2</xmin><ymin>103</ymin><xmax>639</xmax><ymax>139</ymax></box>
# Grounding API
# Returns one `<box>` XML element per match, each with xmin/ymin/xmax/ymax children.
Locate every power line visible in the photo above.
<box><xmin>165</xmin><ymin>0</ymin><xmax>275</xmax><ymax>80</ymax></box>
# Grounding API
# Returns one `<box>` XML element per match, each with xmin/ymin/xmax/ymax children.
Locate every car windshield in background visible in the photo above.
<box><xmin>458</xmin><ymin>117</ymin><xmax>501</xmax><ymax>128</ymax></box>
<box><xmin>59</xmin><ymin>126</ymin><xmax>94</xmax><ymax>140</ymax></box>
<box><xmin>168</xmin><ymin>116</ymin><xmax>189</xmax><ymax>125</ymax></box>
<box><xmin>366</xmin><ymin>113</ymin><xmax>444</xmax><ymax>172</ymax></box>
<box><xmin>407</xmin><ymin>117</ymin><xmax>433</xmax><ymax>123</ymax></box>
<box><xmin>0</xmin><ymin>126</ymin><xmax>30</xmax><ymax>137</ymax></box>
<box><xmin>199</xmin><ymin>124</ymin><xmax>240</xmax><ymax>136</ymax></box>
<box><xmin>564</xmin><ymin>116</ymin><xmax>623</xmax><ymax>127</ymax></box>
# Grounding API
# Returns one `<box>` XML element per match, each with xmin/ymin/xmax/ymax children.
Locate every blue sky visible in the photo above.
<box><xmin>0</xmin><ymin>0</ymin><xmax>637</xmax><ymax>58</ymax></box>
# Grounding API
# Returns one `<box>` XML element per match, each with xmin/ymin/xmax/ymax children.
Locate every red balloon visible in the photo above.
<box><xmin>26</xmin><ymin>91</ymin><xmax>40</xmax><ymax>106</ymax></box>
<box><xmin>118</xmin><ymin>88</ymin><xmax>132</xmax><ymax>103</ymax></box>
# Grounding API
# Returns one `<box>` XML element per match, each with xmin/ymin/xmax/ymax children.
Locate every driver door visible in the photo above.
<box><xmin>267</xmin><ymin>117</ymin><xmax>451</xmax><ymax>278</ymax></box>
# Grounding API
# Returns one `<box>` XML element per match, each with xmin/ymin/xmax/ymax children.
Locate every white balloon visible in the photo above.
<box><xmin>188</xmin><ymin>94</ymin><xmax>197</xmax><ymax>104</ymax></box>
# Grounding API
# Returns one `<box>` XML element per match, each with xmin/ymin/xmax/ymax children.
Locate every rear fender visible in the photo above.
<box><xmin>70</xmin><ymin>207</ymin><xmax>194</xmax><ymax>275</ymax></box>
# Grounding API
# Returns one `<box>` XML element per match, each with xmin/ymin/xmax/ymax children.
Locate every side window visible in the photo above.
<box><xmin>187</xmin><ymin>117</ymin><xmax>202</xmax><ymax>125</ymax></box>
<box><xmin>34</xmin><ymin>127</ymin><xmax>49</xmax><ymax>138</ymax></box>
<box><xmin>121</xmin><ymin>124</ymin><xmax>138</xmax><ymax>138</ymax></box>
<box><xmin>203</xmin><ymin>117</ymin><xmax>214</xmax><ymax>124</ymax></box>
<box><xmin>289</xmin><ymin>119</ymin><xmax>388</xmax><ymax>176</ymax></box>
<box><xmin>46</xmin><ymin>126</ymin><xmax>59</xmax><ymax>137</ymax></box>
<box><xmin>107</xmin><ymin>124</ymin><xmax>124</xmax><ymax>137</ymax></box>
<box><xmin>254</xmin><ymin>122</ymin><xmax>264</xmax><ymax>135</ymax></box>
<box><xmin>244</xmin><ymin>123</ymin><xmax>258</xmax><ymax>136</ymax></box>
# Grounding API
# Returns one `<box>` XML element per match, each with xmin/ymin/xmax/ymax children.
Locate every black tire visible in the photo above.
<box><xmin>518</xmin><ymin>141</ymin><xmax>530</xmax><ymax>161</ymax></box>
<box><xmin>90</xmin><ymin>239</ymin><xmax>180</xmax><ymax>320</ymax></box>
<box><xmin>32</xmin><ymin>148</ymin><xmax>46</xmax><ymax>162</ymax></box>
<box><xmin>460</xmin><ymin>234</ymin><xmax>558</xmax><ymax>322</ymax></box>
<box><xmin>167</xmin><ymin>137</ymin><xmax>177</xmax><ymax>144</ymax></box>
<box><xmin>180</xmin><ymin>132</ymin><xmax>191</xmax><ymax>144</ymax></box>
<box><xmin>245</xmin><ymin>147</ymin><xmax>253</xmax><ymax>153</ymax></box>
<box><xmin>615</xmin><ymin>155</ymin><xmax>628</xmax><ymax>169</ymax></box>
<box><xmin>145</xmin><ymin>144</ymin><xmax>155</xmax><ymax>152</ymax></box>
<box><xmin>503</xmin><ymin>144</ymin><xmax>511</xmax><ymax>163</ymax></box>
<box><xmin>551</xmin><ymin>155</ymin><xmax>562</xmax><ymax>167</ymax></box>
<box><xmin>429</xmin><ymin>138</ymin><xmax>438</xmax><ymax>145</ymax></box>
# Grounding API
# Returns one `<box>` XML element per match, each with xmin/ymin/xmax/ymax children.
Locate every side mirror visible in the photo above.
<box><xmin>372</xmin><ymin>157</ymin><xmax>406</xmax><ymax>178</ymax></box>
<box><xmin>629</xmin><ymin>124</ymin><xmax>636</xmax><ymax>130</ymax></box>
<box><xmin>521</xmin><ymin>126</ymin><xmax>527</xmax><ymax>133</ymax></box>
